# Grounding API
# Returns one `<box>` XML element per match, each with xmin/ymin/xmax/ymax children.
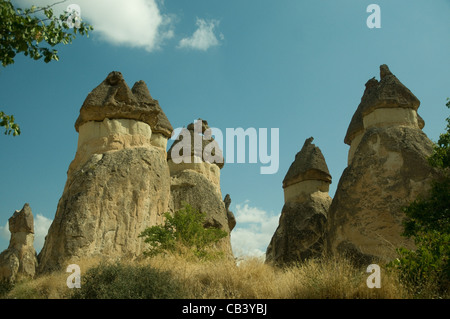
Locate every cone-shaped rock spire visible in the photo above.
<box><xmin>266</xmin><ymin>137</ymin><xmax>331</xmax><ymax>266</ymax></box>
<box><xmin>327</xmin><ymin>64</ymin><xmax>439</xmax><ymax>265</ymax></box>
<box><xmin>283</xmin><ymin>137</ymin><xmax>331</xmax><ymax>189</ymax></box>
<box><xmin>345</xmin><ymin>64</ymin><xmax>421</xmax><ymax>145</ymax></box>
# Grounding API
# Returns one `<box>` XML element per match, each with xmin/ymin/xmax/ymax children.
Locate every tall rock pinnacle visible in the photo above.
<box><xmin>38</xmin><ymin>72</ymin><xmax>173</xmax><ymax>273</ymax></box>
<box><xmin>266</xmin><ymin>137</ymin><xmax>331</xmax><ymax>265</ymax></box>
<box><xmin>326</xmin><ymin>64</ymin><xmax>440</xmax><ymax>265</ymax></box>
<box><xmin>0</xmin><ymin>204</ymin><xmax>37</xmax><ymax>282</ymax></box>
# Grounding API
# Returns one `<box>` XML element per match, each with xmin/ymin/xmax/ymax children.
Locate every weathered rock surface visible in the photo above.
<box><xmin>266</xmin><ymin>138</ymin><xmax>332</xmax><ymax>265</ymax></box>
<box><xmin>0</xmin><ymin>204</ymin><xmax>37</xmax><ymax>282</ymax></box>
<box><xmin>170</xmin><ymin>169</ymin><xmax>229</xmax><ymax>230</ymax></box>
<box><xmin>266</xmin><ymin>194</ymin><xmax>330</xmax><ymax>265</ymax></box>
<box><xmin>38</xmin><ymin>73</ymin><xmax>173</xmax><ymax>273</ymax></box>
<box><xmin>326</xmin><ymin>65</ymin><xmax>439</xmax><ymax>265</ymax></box>
<box><xmin>224</xmin><ymin>194</ymin><xmax>236</xmax><ymax>232</ymax></box>
<box><xmin>345</xmin><ymin>64</ymin><xmax>424</xmax><ymax>165</ymax></box>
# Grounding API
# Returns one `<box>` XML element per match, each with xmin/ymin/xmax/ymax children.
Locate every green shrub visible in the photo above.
<box><xmin>139</xmin><ymin>204</ymin><xmax>228</xmax><ymax>259</ymax></box>
<box><xmin>391</xmin><ymin>231</ymin><xmax>450</xmax><ymax>297</ymax></box>
<box><xmin>388</xmin><ymin>99</ymin><xmax>450</xmax><ymax>297</ymax></box>
<box><xmin>0</xmin><ymin>280</ymin><xmax>14</xmax><ymax>298</ymax></box>
<box><xmin>71</xmin><ymin>261</ymin><xmax>186</xmax><ymax>299</ymax></box>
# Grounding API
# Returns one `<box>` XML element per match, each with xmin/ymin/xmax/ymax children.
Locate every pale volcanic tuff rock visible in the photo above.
<box><xmin>266</xmin><ymin>138</ymin><xmax>332</xmax><ymax>265</ymax></box>
<box><xmin>326</xmin><ymin>65</ymin><xmax>440</xmax><ymax>265</ymax></box>
<box><xmin>0</xmin><ymin>204</ymin><xmax>37</xmax><ymax>282</ymax></box>
<box><xmin>38</xmin><ymin>73</ymin><xmax>173</xmax><ymax>273</ymax></box>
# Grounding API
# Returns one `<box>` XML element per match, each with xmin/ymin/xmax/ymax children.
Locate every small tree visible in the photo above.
<box><xmin>139</xmin><ymin>204</ymin><xmax>228</xmax><ymax>259</ymax></box>
<box><xmin>389</xmin><ymin>99</ymin><xmax>450</xmax><ymax>297</ymax></box>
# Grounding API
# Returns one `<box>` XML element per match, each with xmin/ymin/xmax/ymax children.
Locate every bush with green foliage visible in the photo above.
<box><xmin>389</xmin><ymin>99</ymin><xmax>450</xmax><ymax>297</ymax></box>
<box><xmin>71</xmin><ymin>262</ymin><xmax>186</xmax><ymax>299</ymax></box>
<box><xmin>139</xmin><ymin>204</ymin><xmax>228</xmax><ymax>259</ymax></box>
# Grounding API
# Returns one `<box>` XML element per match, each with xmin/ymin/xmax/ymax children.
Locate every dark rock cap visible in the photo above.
<box><xmin>168</xmin><ymin>119</ymin><xmax>224</xmax><ymax>169</ymax></box>
<box><xmin>9</xmin><ymin>203</ymin><xmax>34</xmax><ymax>234</ymax></box>
<box><xmin>282</xmin><ymin>137</ymin><xmax>331</xmax><ymax>188</ymax></box>
<box><xmin>75</xmin><ymin>71</ymin><xmax>173</xmax><ymax>138</ymax></box>
<box><xmin>344</xmin><ymin>64</ymin><xmax>421</xmax><ymax>145</ymax></box>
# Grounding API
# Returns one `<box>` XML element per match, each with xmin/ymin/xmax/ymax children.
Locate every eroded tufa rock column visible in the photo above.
<box><xmin>38</xmin><ymin>72</ymin><xmax>173</xmax><ymax>273</ymax></box>
<box><xmin>167</xmin><ymin>119</ymin><xmax>235</xmax><ymax>255</ymax></box>
<box><xmin>327</xmin><ymin>64</ymin><xmax>439</xmax><ymax>265</ymax></box>
<box><xmin>0</xmin><ymin>204</ymin><xmax>37</xmax><ymax>282</ymax></box>
<box><xmin>266</xmin><ymin>137</ymin><xmax>332</xmax><ymax>265</ymax></box>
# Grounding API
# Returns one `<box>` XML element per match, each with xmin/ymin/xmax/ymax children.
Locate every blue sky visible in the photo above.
<box><xmin>1</xmin><ymin>0</ymin><xmax>449</xmax><ymax>257</ymax></box>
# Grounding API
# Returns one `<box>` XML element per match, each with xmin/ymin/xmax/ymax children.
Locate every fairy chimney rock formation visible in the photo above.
<box><xmin>38</xmin><ymin>72</ymin><xmax>173</xmax><ymax>273</ymax></box>
<box><xmin>0</xmin><ymin>204</ymin><xmax>37</xmax><ymax>282</ymax></box>
<box><xmin>266</xmin><ymin>137</ymin><xmax>332</xmax><ymax>265</ymax></box>
<box><xmin>168</xmin><ymin>119</ymin><xmax>234</xmax><ymax>247</ymax></box>
<box><xmin>282</xmin><ymin>137</ymin><xmax>332</xmax><ymax>203</ymax></box>
<box><xmin>345</xmin><ymin>64</ymin><xmax>423</xmax><ymax>165</ymax></box>
<box><xmin>70</xmin><ymin>71</ymin><xmax>173</xmax><ymax>178</ymax></box>
<box><xmin>327</xmin><ymin>64</ymin><xmax>439</xmax><ymax>265</ymax></box>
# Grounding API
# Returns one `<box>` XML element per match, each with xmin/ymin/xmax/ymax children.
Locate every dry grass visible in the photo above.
<box><xmin>142</xmin><ymin>253</ymin><xmax>409</xmax><ymax>299</ymax></box>
<box><xmin>2</xmin><ymin>252</ymin><xmax>412</xmax><ymax>299</ymax></box>
<box><xmin>2</xmin><ymin>257</ymin><xmax>103</xmax><ymax>299</ymax></box>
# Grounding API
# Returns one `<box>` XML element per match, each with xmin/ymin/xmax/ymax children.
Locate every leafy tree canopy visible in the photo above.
<box><xmin>139</xmin><ymin>203</ymin><xmax>228</xmax><ymax>260</ymax></box>
<box><xmin>0</xmin><ymin>0</ymin><xmax>93</xmax><ymax>136</ymax></box>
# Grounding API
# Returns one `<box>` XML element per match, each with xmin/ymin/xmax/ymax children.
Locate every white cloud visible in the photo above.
<box><xmin>178</xmin><ymin>18</ymin><xmax>223</xmax><ymax>51</ymax></box>
<box><xmin>230</xmin><ymin>201</ymin><xmax>280</xmax><ymax>258</ymax></box>
<box><xmin>34</xmin><ymin>214</ymin><xmax>53</xmax><ymax>253</ymax></box>
<box><xmin>14</xmin><ymin>0</ymin><xmax>174</xmax><ymax>51</ymax></box>
<box><xmin>0</xmin><ymin>220</ymin><xmax>10</xmax><ymax>242</ymax></box>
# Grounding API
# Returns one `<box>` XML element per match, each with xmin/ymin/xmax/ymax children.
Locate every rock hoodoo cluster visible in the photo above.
<box><xmin>265</xmin><ymin>137</ymin><xmax>332</xmax><ymax>265</ymax></box>
<box><xmin>2</xmin><ymin>64</ymin><xmax>437</xmax><ymax>276</ymax></box>
<box><xmin>37</xmin><ymin>72</ymin><xmax>234</xmax><ymax>273</ymax></box>
<box><xmin>0</xmin><ymin>204</ymin><xmax>37</xmax><ymax>282</ymax></box>
<box><xmin>267</xmin><ymin>64</ymin><xmax>439</xmax><ymax>266</ymax></box>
